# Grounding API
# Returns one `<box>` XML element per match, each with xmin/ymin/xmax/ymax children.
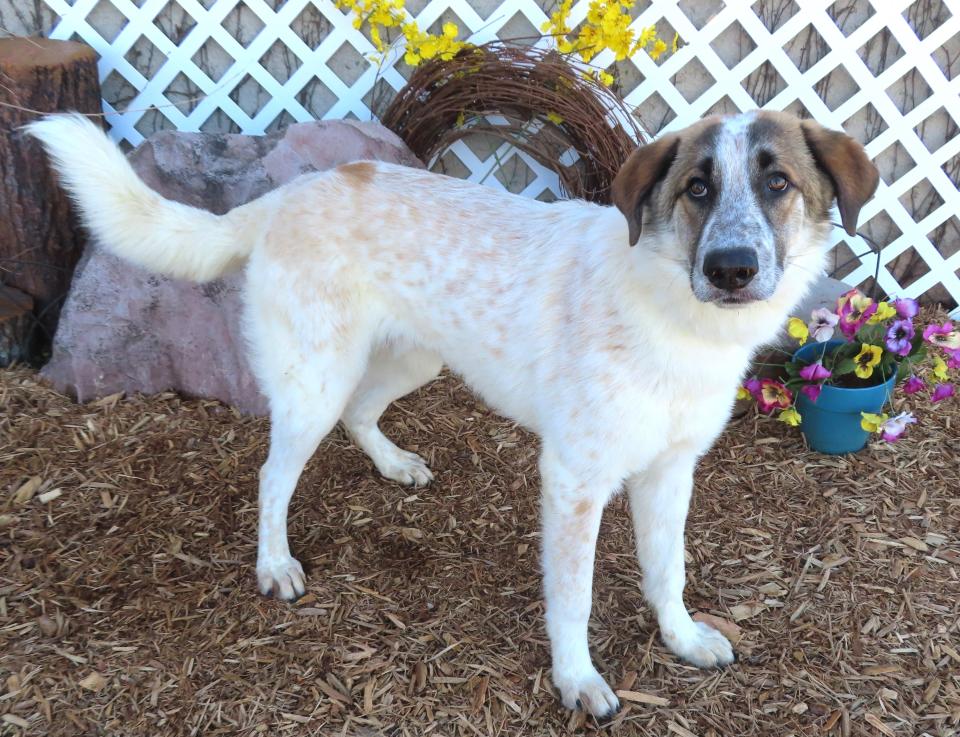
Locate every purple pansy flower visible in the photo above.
<box><xmin>884</xmin><ymin>318</ymin><xmax>914</xmax><ymax>357</ymax></box>
<box><xmin>893</xmin><ymin>297</ymin><xmax>919</xmax><ymax>319</ymax></box>
<box><xmin>799</xmin><ymin>360</ymin><xmax>832</xmax><ymax>381</ymax></box>
<box><xmin>923</xmin><ymin>321</ymin><xmax>960</xmax><ymax>350</ymax></box>
<box><xmin>931</xmin><ymin>383</ymin><xmax>955</xmax><ymax>403</ymax></box>
<box><xmin>879</xmin><ymin>412</ymin><xmax>917</xmax><ymax>442</ymax></box>
<box><xmin>807</xmin><ymin>308</ymin><xmax>839</xmax><ymax>343</ymax></box>
<box><xmin>800</xmin><ymin>384</ymin><xmax>822</xmax><ymax>402</ymax></box>
<box><xmin>902</xmin><ymin>375</ymin><xmax>924</xmax><ymax>394</ymax></box>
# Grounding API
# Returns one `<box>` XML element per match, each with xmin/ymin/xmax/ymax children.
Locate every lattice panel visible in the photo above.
<box><xmin>39</xmin><ymin>0</ymin><xmax>960</xmax><ymax>315</ymax></box>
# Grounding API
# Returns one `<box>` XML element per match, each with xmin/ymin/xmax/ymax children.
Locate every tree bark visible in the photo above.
<box><xmin>0</xmin><ymin>37</ymin><xmax>102</xmax><ymax>364</ymax></box>
<box><xmin>0</xmin><ymin>285</ymin><xmax>34</xmax><ymax>366</ymax></box>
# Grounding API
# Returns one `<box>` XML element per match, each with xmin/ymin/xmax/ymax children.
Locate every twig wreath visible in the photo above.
<box><xmin>336</xmin><ymin>0</ymin><xmax>675</xmax><ymax>202</ymax></box>
<box><xmin>379</xmin><ymin>43</ymin><xmax>645</xmax><ymax>202</ymax></box>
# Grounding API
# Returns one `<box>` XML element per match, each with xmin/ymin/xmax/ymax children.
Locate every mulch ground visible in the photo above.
<box><xmin>1</xmin><ymin>365</ymin><xmax>958</xmax><ymax>737</ymax></box>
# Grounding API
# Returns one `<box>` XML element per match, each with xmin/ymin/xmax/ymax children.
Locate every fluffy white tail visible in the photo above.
<box><xmin>26</xmin><ymin>113</ymin><xmax>255</xmax><ymax>282</ymax></box>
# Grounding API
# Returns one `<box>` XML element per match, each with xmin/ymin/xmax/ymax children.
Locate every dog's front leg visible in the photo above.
<box><xmin>626</xmin><ymin>452</ymin><xmax>734</xmax><ymax>667</ymax></box>
<box><xmin>540</xmin><ymin>450</ymin><xmax>621</xmax><ymax>719</ymax></box>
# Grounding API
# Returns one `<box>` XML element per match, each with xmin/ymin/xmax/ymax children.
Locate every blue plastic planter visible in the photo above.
<box><xmin>793</xmin><ymin>340</ymin><xmax>897</xmax><ymax>455</ymax></box>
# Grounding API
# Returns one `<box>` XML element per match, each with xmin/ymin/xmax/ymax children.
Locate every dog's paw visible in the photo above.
<box><xmin>553</xmin><ymin>668</ymin><xmax>621</xmax><ymax>720</ymax></box>
<box><xmin>665</xmin><ymin>620</ymin><xmax>735</xmax><ymax>668</ymax></box>
<box><xmin>257</xmin><ymin>555</ymin><xmax>306</xmax><ymax>601</ymax></box>
<box><xmin>377</xmin><ymin>448</ymin><xmax>434</xmax><ymax>487</ymax></box>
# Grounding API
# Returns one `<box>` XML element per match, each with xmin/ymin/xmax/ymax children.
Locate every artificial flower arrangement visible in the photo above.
<box><xmin>334</xmin><ymin>0</ymin><xmax>673</xmax><ymax>84</ymax></box>
<box><xmin>739</xmin><ymin>289</ymin><xmax>958</xmax><ymax>444</ymax></box>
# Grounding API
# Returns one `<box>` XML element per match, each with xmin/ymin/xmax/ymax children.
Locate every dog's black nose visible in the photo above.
<box><xmin>703</xmin><ymin>248</ymin><xmax>759</xmax><ymax>290</ymax></box>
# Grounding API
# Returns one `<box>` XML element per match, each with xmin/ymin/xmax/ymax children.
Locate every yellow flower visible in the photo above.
<box><xmin>787</xmin><ymin>316</ymin><xmax>809</xmax><ymax>345</ymax></box>
<box><xmin>868</xmin><ymin>301</ymin><xmax>897</xmax><ymax>323</ymax></box>
<box><xmin>638</xmin><ymin>24</ymin><xmax>658</xmax><ymax>48</ymax></box>
<box><xmin>597</xmin><ymin>70</ymin><xmax>614</xmax><ymax>86</ymax></box>
<box><xmin>672</xmin><ymin>32</ymin><xmax>680</xmax><ymax>53</ymax></box>
<box><xmin>778</xmin><ymin>407</ymin><xmax>802</xmax><ymax>426</ymax></box>
<box><xmin>854</xmin><ymin>344</ymin><xmax>883</xmax><ymax>379</ymax></box>
<box><xmin>649</xmin><ymin>38</ymin><xmax>668</xmax><ymax>60</ymax></box>
<box><xmin>369</xmin><ymin>25</ymin><xmax>384</xmax><ymax>52</ymax></box>
<box><xmin>546</xmin><ymin>111</ymin><xmax>564</xmax><ymax>125</ymax></box>
<box><xmin>541</xmin><ymin>0</ymin><xmax>574</xmax><ymax>47</ymax></box>
<box><xmin>933</xmin><ymin>355</ymin><xmax>948</xmax><ymax>381</ymax></box>
<box><xmin>860</xmin><ymin>412</ymin><xmax>888</xmax><ymax>433</ymax></box>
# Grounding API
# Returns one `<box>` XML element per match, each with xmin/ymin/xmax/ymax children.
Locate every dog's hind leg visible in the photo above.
<box><xmin>256</xmin><ymin>350</ymin><xmax>368</xmax><ymax>601</ymax></box>
<box><xmin>341</xmin><ymin>345</ymin><xmax>442</xmax><ymax>486</ymax></box>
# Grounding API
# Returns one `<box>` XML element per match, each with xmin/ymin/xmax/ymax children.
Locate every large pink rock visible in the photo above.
<box><xmin>41</xmin><ymin>121</ymin><xmax>423</xmax><ymax>415</ymax></box>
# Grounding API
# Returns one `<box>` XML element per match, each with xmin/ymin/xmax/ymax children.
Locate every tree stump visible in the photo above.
<box><xmin>0</xmin><ymin>37</ymin><xmax>102</xmax><ymax>365</ymax></box>
<box><xmin>0</xmin><ymin>285</ymin><xmax>34</xmax><ymax>366</ymax></box>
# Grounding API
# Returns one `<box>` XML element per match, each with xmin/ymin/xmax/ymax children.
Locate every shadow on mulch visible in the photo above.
<box><xmin>1</xmin><ymin>366</ymin><xmax>958</xmax><ymax>736</ymax></box>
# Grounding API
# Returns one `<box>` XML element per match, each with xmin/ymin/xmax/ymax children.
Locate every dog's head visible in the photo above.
<box><xmin>611</xmin><ymin>111</ymin><xmax>878</xmax><ymax>306</ymax></box>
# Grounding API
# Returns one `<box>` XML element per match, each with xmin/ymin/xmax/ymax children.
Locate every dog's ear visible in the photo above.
<box><xmin>800</xmin><ymin>120</ymin><xmax>879</xmax><ymax>236</ymax></box>
<box><xmin>611</xmin><ymin>135</ymin><xmax>680</xmax><ymax>246</ymax></box>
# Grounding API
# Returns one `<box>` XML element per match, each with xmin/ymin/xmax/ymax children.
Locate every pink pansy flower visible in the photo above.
<box><xmin>923</xmin><ymin>321</ymin><xmax>960</xmax><ymax>350</ymax></box>
<box><xmin>902</xmin><ymin>375</ymin><xmax>925</xmax><ymax>394</ymax></box>
<box><xmin>799</xmin><ymin>360</ymin><xmax>832</xmax><ymax>381</ymax></box>
<box><xmin>800</xmin><ymin>384</ymin><xmax>822</xmax><ymax>403</ymax></box>
<box><xmin>807</xmin><ymin>308</ymin><xmax>839</xmax><ymax>343</ymax></box>
<box><xmin>756</xmin><ymin>379</ymin><xmax>792</xmax><ymax>414</ymax></box>
<box><xmin>893</xmin><ymin>297</ymin><xmax>919</xmax><ymax>319</ymax></box>
<box><xmin>947</xmin><ymin>348</ymin><xmax>960</xmax><ymax>370</ymax></box>
<box><xmin>931</xmin><ymin>383</ymin><xmax>955</xmax><ymax>403</ymax></box>
<box><xmin>884</xmin><ymin>318</ymin><xmax>914</xmax><ymax>357</ymax></box>
<box><xmin>879</xmin><ymin>412</ymin><xmax>917</xmax><ymax>442</ymax></box>
<box><xmin>837</xmin><ymin>289</ymin><xmax>877</xmax><ymax>339</ymax></box>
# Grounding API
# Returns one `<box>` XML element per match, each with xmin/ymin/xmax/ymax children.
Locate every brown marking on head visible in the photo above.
<box><xmin>798</xmin><ymin>117</ymin><xmax>879</xmax><ymax>235</ymax></box>
<box><xmin>611</xmin><ymin>117</ymin><xmax>722</xmax><ymax>246</ymax></box>
<box><xmin>745</xmin><ymin>111</ymin><xmax>868</xmax><ymax>236</ymax></box>
<box><xmin>611</xmin><ymin>135</ymin><xmax>680</xmax><ymax>246</ymax></box>
<box><xmin>337</xmin><ymin>161</ymin><xmax>376</xmax><ymax>186</ymax></box>
<box><xmin>616</xmin><ymin>110</ymin><xmax>878</xmax><ymax>304</ymax></box>
<box><xmin>744</xmin><ymin>111</ymin><xmax>835</xmax><ymax>263</ymax></box>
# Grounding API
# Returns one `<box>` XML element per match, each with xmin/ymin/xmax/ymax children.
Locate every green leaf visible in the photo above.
<box><xmin>896</xmin><ymin>358</ymin><xmax>913</xmax><ymax>382</ymax></box>
<box><xmin>833</xmin><ymin>343</ymin><xmax>859</xmax><ymax>361</ymax></box>
<box><xmin>834</xmin><ymin>358</ymin><xmax>857</xmax><ymax>376</ymax></box>
<box><xmin>858</xmin><ymin>323</ymin><xmax>883</xmax><ymax>345</ymax></box>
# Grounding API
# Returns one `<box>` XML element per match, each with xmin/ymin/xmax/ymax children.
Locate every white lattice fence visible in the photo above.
<box><xmin>36</xmin><ymin>0</ymin><xmax>960</xmax><ymax>315</ymax></box>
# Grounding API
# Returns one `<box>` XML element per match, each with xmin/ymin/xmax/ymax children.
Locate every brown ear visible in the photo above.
<box><xmin>611</xmin><ymin>135</ymin><xmax>680</xmax><ymax>246</ymax></box>
<box><xmin>800</xmin><ymin>120</ymin><xmax>879</xmax><ymax>236</ymax></box>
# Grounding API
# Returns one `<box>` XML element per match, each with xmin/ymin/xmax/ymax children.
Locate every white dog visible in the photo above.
<box><xmin>29</xmin><ymin>111</ymin><xmax>877</xmax><ymax>718</ymax></box>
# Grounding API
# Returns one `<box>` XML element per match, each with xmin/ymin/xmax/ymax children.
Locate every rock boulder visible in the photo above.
<box><xmin>41</xmin><ymin>120</ymin><xmax>422</xmax><ymax>415</ymax></box>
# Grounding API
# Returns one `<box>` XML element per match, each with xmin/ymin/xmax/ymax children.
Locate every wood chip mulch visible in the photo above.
<box><xmin>1</xmin><ymin>366</ymin><xmax>958</xmax><ymax>736</ymax></box>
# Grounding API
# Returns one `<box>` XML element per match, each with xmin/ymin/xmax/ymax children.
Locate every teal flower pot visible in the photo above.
<box><xmin>793</xmin><ymin>340</ymin><xmax>897</xmax><ymax>455</ymax></box>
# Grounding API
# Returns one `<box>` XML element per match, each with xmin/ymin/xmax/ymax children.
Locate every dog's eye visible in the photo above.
<box><xmin>688</xmin><ymin>179</ymin><xmax>708</xmax><ymax>198</ymax></box>
<box><xmin>768</xmin><ymin>174</ymin><xmax>789</xmax><ymax>192</ymax></box>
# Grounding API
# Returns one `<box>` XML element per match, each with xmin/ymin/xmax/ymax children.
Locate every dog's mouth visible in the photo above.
<box><xmin>717</xmin><ymin>293</ymin><xmax>760</xmax><ymax>307</ymax></box>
